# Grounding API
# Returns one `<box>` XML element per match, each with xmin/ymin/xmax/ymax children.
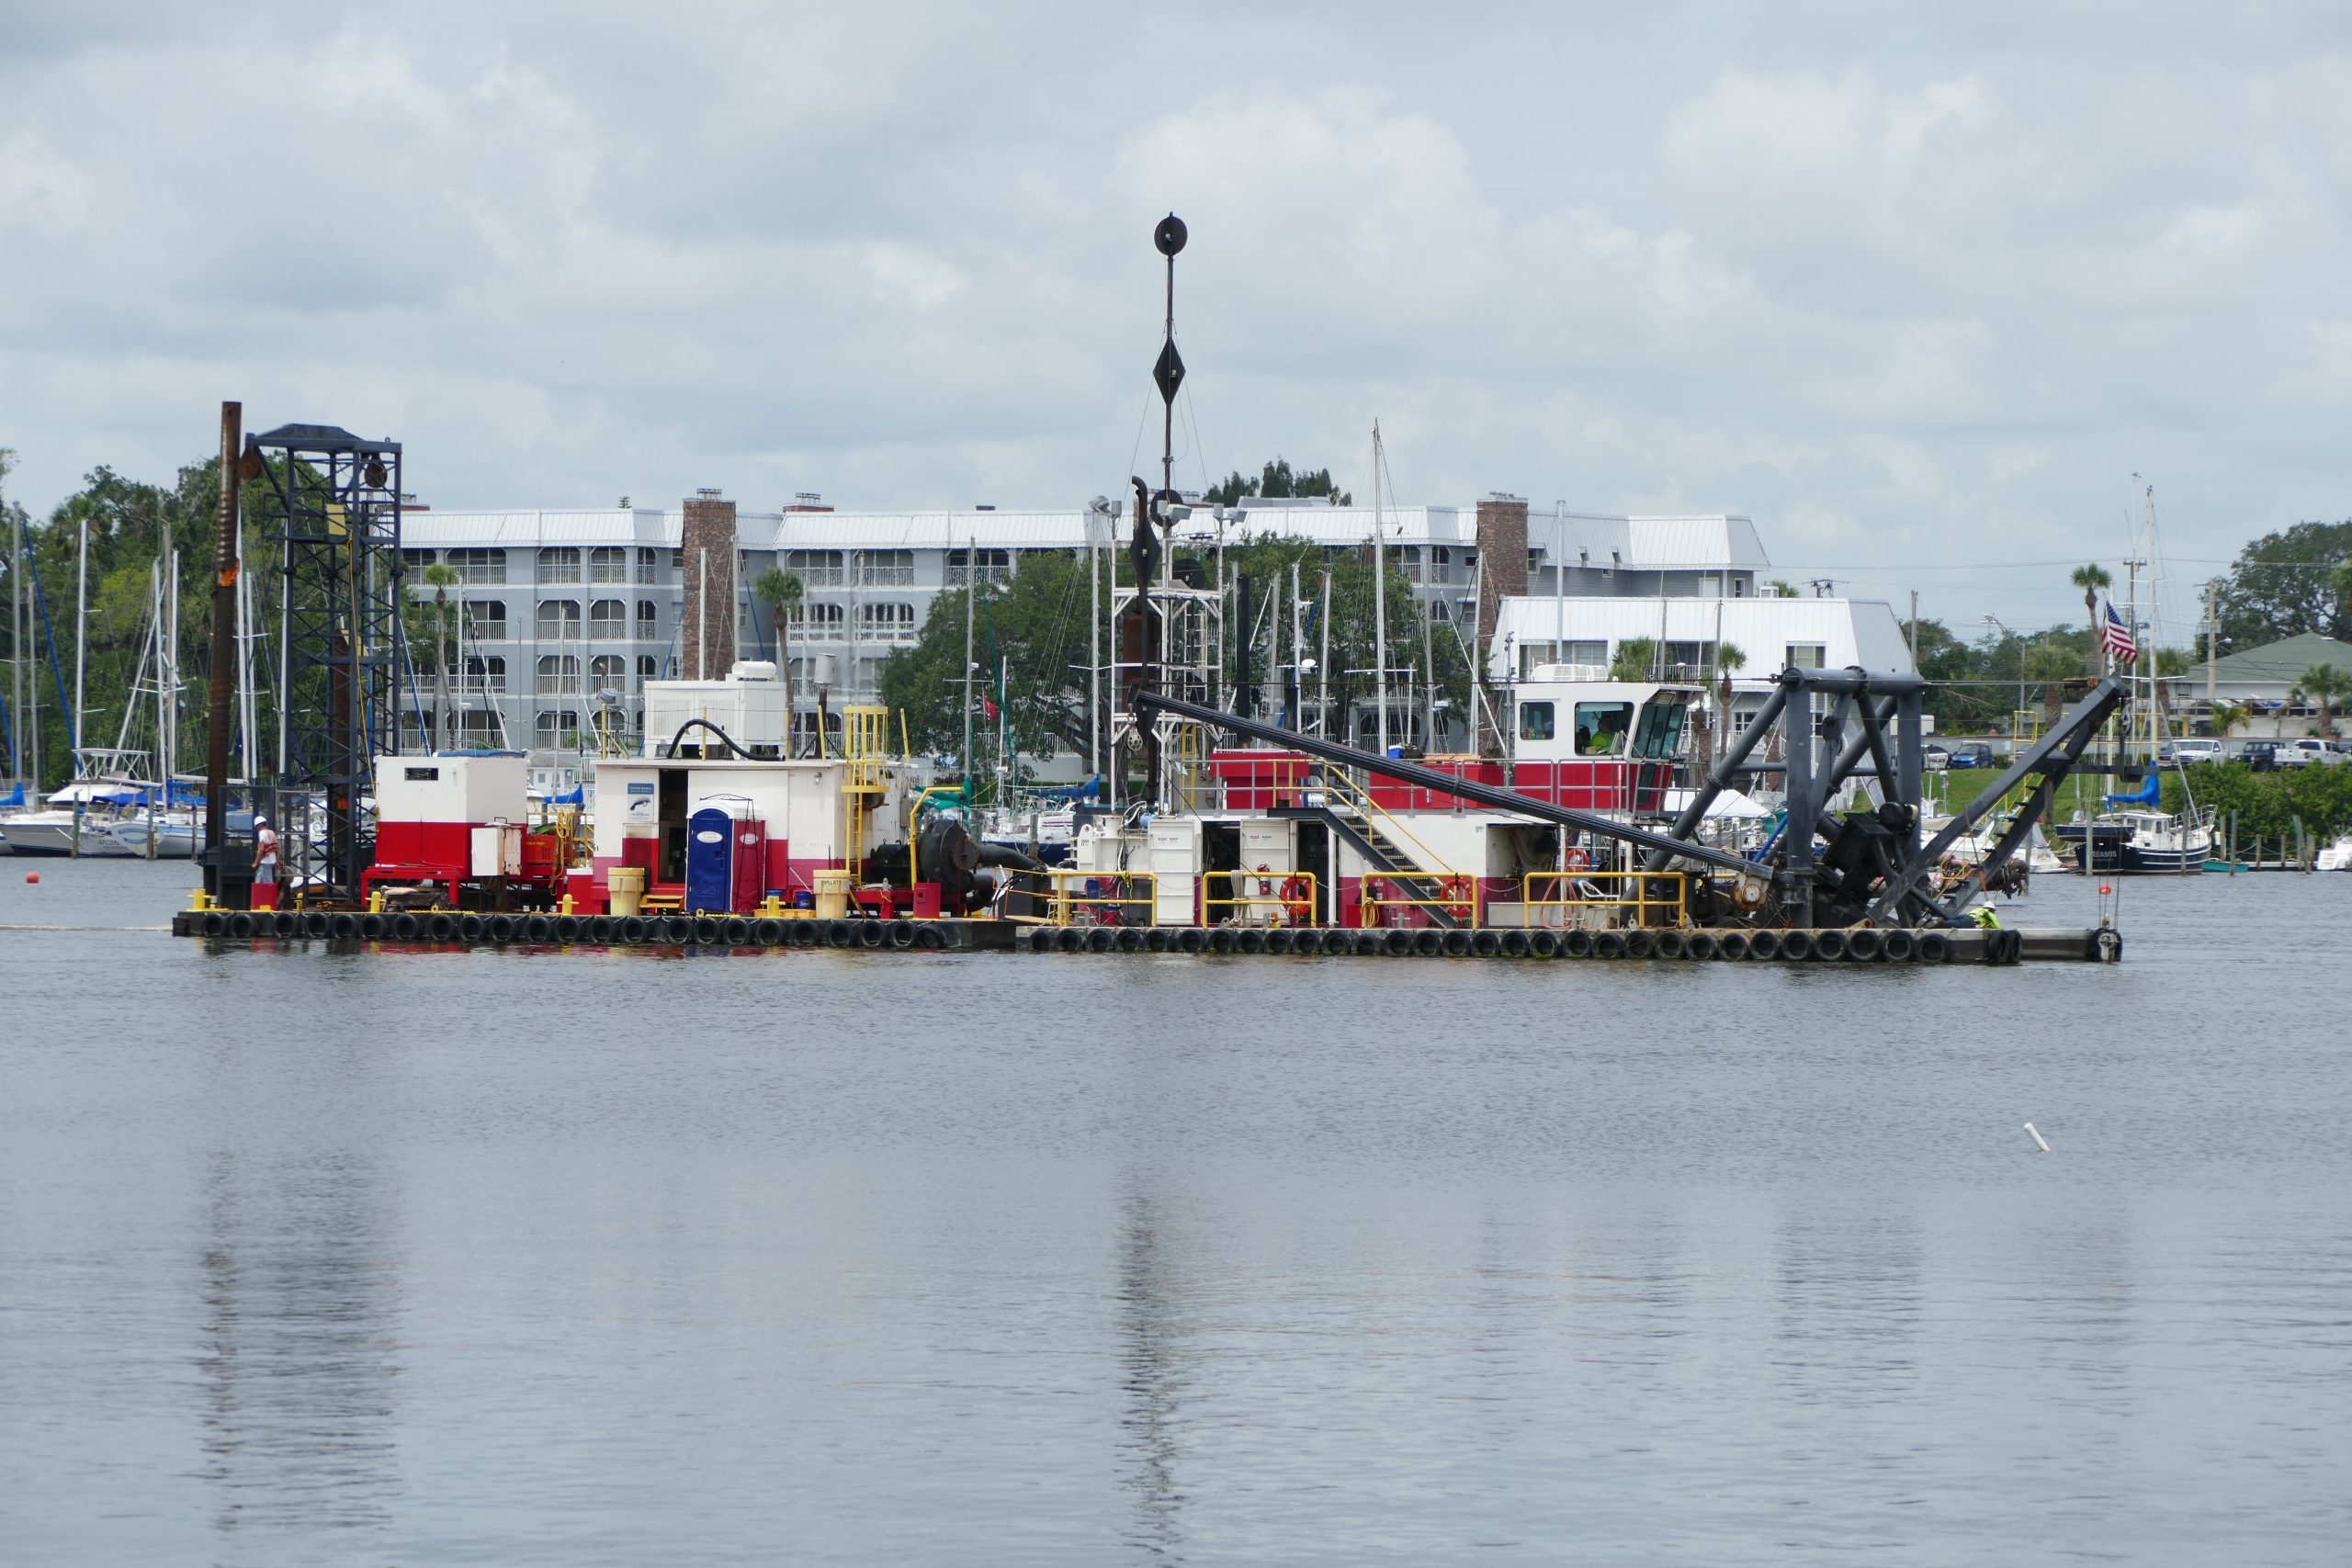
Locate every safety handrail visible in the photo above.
<box><xmin>1203</xmin><ymin>869</ymin><xmax>1319</xmax><ymax>927</ymax></box>
<box><xmin>1311</xmin><ymin>763</ymin><xmax>1464</xmax><ymax>885</ymax></box>
<box><xmin>1521</xmin><ymin>869</ymin><xmax>1687</xmax><ymax>929</ymax></box>
<box><xmin>1010</xmin><ymin>868</ymin><xmax>1161</xmax><ymax>927</ymax></box>
<box><xmin>1357</xmin><ymin>871</ymin><xmax>1480</xmax><ymax>929</ymax></box>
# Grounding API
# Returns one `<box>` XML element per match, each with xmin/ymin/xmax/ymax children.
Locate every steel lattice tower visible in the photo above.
<box><xmin>250</xmin><ymin>423</ymin><xmax>406</xmax><ymax>903</ymax></box>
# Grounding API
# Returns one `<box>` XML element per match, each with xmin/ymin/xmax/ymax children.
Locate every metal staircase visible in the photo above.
<box><xmin>1278</xmin><ymin>766</ymin><xmax>1464</xmax><ymax>928</ymax></box>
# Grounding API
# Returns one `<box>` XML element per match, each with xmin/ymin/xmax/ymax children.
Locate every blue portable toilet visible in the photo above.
<box><xmin>684</xmin><ymin>807</ymin><xmax>736</xmax><ymax>913</ymax></box>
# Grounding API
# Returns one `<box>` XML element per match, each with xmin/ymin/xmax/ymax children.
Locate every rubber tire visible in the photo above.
<box><xmin>1653</xmin><ymin>930</ymin><xmax>1686</xmax><ymax>960</ymax></box>
<box><xmin>457</xmin><ymin>913</ymin><xmax>484</xmax><ymax>942</ymax></box>
<box><xmin>820</xmin><ymin>919</ymin><xmax>850</xmax><ymax>947</ymax></box>
<box><xmin>331</xmin><ymin>912</ymin><xmax>361</xmax><ymax>940</ymax></box>
<box><xmin>856</xmin><ymin>921</ymin><xmax>886</xmax><ymax>949</ymax></box>
<box><xmin>751</xmin><ymin>918</ymin><xmax>781</xmax><ymax>947</ymax></box>
<box><xmin>1084</xmin><ymin>926</ymin><xmax>1114</xmax><ymax>953</ymax></box>
<box><xmin>1385</xmin><ymin>929</ymin><xmax>1414</xmax><ymax>956</ymax></box>
<box><xmin>1290</xmin><ymin>930</ymin><xmax>1321</xmax><ymax>956</ymax></box>
<box><xmin>268</xmin><ymin>911</ymin><xmax>298</xmax><ymax>937</ymax></box>
<box><xmin>1413</xmin><ymin>929</ymin><xmax>1445</xmax><ymax>957</ymax></box>
<box><xmin>1528</xmin><ymin>929</ymin><xmax>1559</xmax><ymax>958</ymax></box>
<box><xmin>1593</xmin><ymin>931</ymin><xmax>1626</xmax><ymax>959</ymax></box>
<box><xmin>1469</xmin><ymin>930</ymin><xmax>1500</xmax><ymax>957</ymax></box>
<box><xmin>1845</xmin><ymin>928</ymin><xmax>1882</xmax><ymax>962</ymax></box>
<box><xmin>1685</xmin><ymin>931</ymin><xmax>1718</xmax><ymax>960</ymax></box>
<box><xmin>1208</xmin><ymin>929</ymin><xmax>1238</xmax><ymax>953</ymax></box>
<box><xmin>1814</xmin><ymin>929</ymin><xmax>1849</xmax><ymax>961</ymax></box>
<box><xmin>2095</xmin><ymin>927</ymin><xmax>2121</xmax><ymax>963</ymax></box>
<box><xmin>1623</xmin><ymin>929</ymin><xmax>1657</xmax><ymax>959</ymax></box>
<box><xmin>1177</xmin><ymin>929</ymin><xmax>1205</xmax><ymax>953</ymax></box>
<box><xmin>1352</xmin><ymin>931</ymin><xmax>1383</xmax><ymax>956</ymax></box>
<box><xmin>615</xmin><ymin>916</ymin><xmax>645</xmax><ymax>943</ymax></box>
<box><xmin>304</xmin><ymin>912</ymin><xmax>333</xmax><ymax>939</ymax></box>
<box><xmin>425</xmin><ymin>912</ymin><xmax>456</xmax><ymax>941</ymax></box>
<box><xmin>198</xmin><ymin>911</ymin><xmax>226</xmax><ymax>937</ymax></box>
<box><xmin>1114</xmin><ymin>927</ymin><xmax>1144</xmax><ymax>953</ymax></box>
<box><xmin>228</xmin><ymin>912</ymin><xmax>255</xmax><ymax>939</ymax></box>
<box><xmin>1261</xmin><ymin>928</ymin><xmax>1292</xmax><ymax>955</ymax></box>
<box><xmin>887</xmin><ymin>919</ymin><xmax>917</xmax><ymax>949</ymax></box>
<box><xmin>1918</xmin><ymin>931</ymin><xmax>1952</xmax><ymax>964</ymax></box>
<box><xmin>792</xmin><ymin>921</ymin><xmax>819</xmax><ymax>947</ymax></box>
<box><xmin>1780</xmin><ymin>930</ymin><xmax>1815</xmax><ymax>962</ymax></box>
<box><xmin>1029</xmin><ymin>926</ymin><xmax>1057</xmax><ymax>953</ymax></box>
<box><xmin>1238</xmin><ymin>928</ymin><xmax>1267</xmax><ymax>954</ymax></box>
<box><xmin>1144</xmin><ymin>927</ymin><xmax>1172</xmax><ymax>953</ymax></box>
<box><xmin>1498</xmin><ymin>930</ymin><xmax>1530</xmax><ymax>957</ymax></box>
<box><xmin>1881</xmin><ymin>929</ymin><xmax>1916</xmax><ymax>962</ymax></box>
<box><xmin>518</xmin><ymin>914</ymin><xmax>548</xmax><ymax>942</ymax></box>
<box><xmin>916</xmin><ymin>924</ymin><xmax>948</xmax><ymax>951</ymax></box>
<box><xmin>1563</xmin><ymin>928</ymin><xmax>1595</xmax><ymax>958</ymax></box>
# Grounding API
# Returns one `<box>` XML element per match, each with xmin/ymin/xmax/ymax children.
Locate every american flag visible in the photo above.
<box><xmin>2101</xmin><ymin>598</ymin><xmax>2138</xmax><ymax>664</ymax></box>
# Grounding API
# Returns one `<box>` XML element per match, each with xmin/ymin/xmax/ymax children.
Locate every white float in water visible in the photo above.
<box><xmin>2024</xmin><ymin>1122</ymin><xmax>2051</xmax><ymax>1154</ymax></box>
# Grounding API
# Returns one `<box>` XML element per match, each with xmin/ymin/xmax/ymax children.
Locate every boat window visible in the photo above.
<box><xmin>1574</xmin><ymin>701</ymin><xmax>1634</xmax><ymax>756</ymax></box>
<box><xmin>1633</xmin><ymin>696</ymin><xmax>1689</xmax><ymax>759</ymax></box>
<box><xmin>1519</xmin><ymin>701</ymin><xmax>1555</xmax><ymax>741</ymax></box>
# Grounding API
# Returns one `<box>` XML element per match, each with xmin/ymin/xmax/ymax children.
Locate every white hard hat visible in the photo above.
<box><xmin>254</xmin><ymin>814</ymin><xmax>269</xmax><ymax>826</ymax></box>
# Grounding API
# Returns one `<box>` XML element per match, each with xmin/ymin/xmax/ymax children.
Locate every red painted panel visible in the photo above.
<box><xmin>730</xmin><ymin>818</ymin><xmax>768</xmax><ymax>913</ymax></box>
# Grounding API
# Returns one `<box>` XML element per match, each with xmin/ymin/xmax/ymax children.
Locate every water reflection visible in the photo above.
<box><xmin>1115</xmin><ymin>1188</ymin><xmax>1186</xmax><ymax>1561</ymax></box>
<box><xmin>194</xmin><ymin>1148</ymin><xmax>401</xmax><ymax>1558</ymax></box>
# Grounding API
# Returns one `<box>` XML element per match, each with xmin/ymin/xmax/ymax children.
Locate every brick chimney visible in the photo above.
<box><xmin>681</xmin><ymin>488</ymin><xmax>738</xmax><ymax>681</ymax></box>
<box><xmin>1475</xmin><ymin>492</ymin><xmax>1529</xmax><ymax>649</ymax></box>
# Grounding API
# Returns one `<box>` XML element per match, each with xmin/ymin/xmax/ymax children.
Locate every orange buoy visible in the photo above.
<box><xmin>24</xmin><ymin>872</ymin><xmax>39</xmax><ymax>884</ymax></box>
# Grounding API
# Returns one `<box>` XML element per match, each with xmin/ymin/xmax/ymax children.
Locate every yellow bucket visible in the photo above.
<box><xmin>813</xmin><ymin>870</ymin><xmax>852</xmax><ymax>920</ymax></box>
<box><xmin>607</xmin><ymin>865</ymin><xmax>647</xmax><ymax>918</ymax></box>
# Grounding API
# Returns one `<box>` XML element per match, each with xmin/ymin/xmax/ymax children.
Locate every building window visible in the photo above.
<box><xmin>855</xmin><ymin>548</ymin><xmax>913</xmax><ymax>586</ymax></box>
<box><xmin>588</xmin><ymin>546</ymin><xmax>629</xmax><ymax>583</ymax></box>
<box><xmin>1397</xmin><ymin>546</ymin><xmax>1422</xmax><ymax>581</ymax></box>
<box><xmin>537</xmin><ymin>600</ymin><xmax>582</xmax><ymax>640</ymax></box>
<box><xmin>1663</xmin><ymin>641</ymin><xmax>1706</xmax><ymax>678</ymax></box>
<box><xmin>790</xmin><ymin>603</ymin><xmax>846</xmax><ymax>641</ymax></box>
<box><xmin>945</xmin><ymin>547</ymin><xmax>1013</xmax><ymax>584</ymax></box>
<box><xmin>464</xmin><ymin>654</ymin><xmax>506</xmax><ymax>693</ymax></box>
<box><xmin>854</xmin><ymin>657</ymin><xmax>887</xmax><ymax>691</ymax></box>
<box><xmin>589</xmin><ymin>654</ymin><xmax>628</xmax><ymax>694</ymax></box>
<box><xmin>784</xmin><ymin>549</ymin><xmax>843</xmax><ymax>587</ymax></box>
<box><xmin>462</xmin><ymin>600</ymin><xmax>507</xmax><ymax>640</ymax></box>
<box><xmin>1785</xmin><ymin>642</ymin><xmax>1827</xmax><ymax>670</ymax></box>
<box><xmin>458</xmin><ymin>711</ymin><xmax>502</xmax><ymax>746</ymax></box>
<box><xmin>537</xmin><ymin>547</ymin><xmax>581</xmax><ymax>583</ymax></box>
<box><xmin>1574</xmin><ymin>700</ymin><xmax>1634</xmax><ymax>756</ymax></box>
<box><xmin>1564</xmin><ymin>639</ymin><xmax>1606</xmax><ymax>669</ymax></box>
<box><xmin>447</xmin><ymin>547</ymin><xmax>506</xmax><ymax>584</ymax></box>
<box><xmin>637</xmin><ymin>655</ymin><xmax>658</xmax><ymax>683</ymax></box>
<box><xmin>634</xmin><ymin>599</ymin><xmax>656</xmax><ymax>635</ymax></box>
<box><xmin>588</xmin><ymin>599</ymin><xmax>628</xmax><ymax>638</ymax></box>
<box><xmin>1519</xmin><ymin>700</ymin><xmax>1555</xmax><ymax>741</ymax></box>
<box><xmin>534</xmin><ymin>708</ymin><xmax>580</xmax><ymax>748</ymax></box>
<box><xmin>860</xmin><ymin>602</ymin><xmax>916</xmax><ymax>642</ymax></box>
<box><xmin>402</xmin><ymin>547</ymin><xmax>436</xmax><ymax>582</ymax></box>
<box><xmin>537</xmin><ymin>655</ymin><xmax>582</xmax><ymax>695</ymax></box>
<box><xmin>636</xmin><ymin>546</ymin><xmax>661</xmax><ymax>584</ymax></box>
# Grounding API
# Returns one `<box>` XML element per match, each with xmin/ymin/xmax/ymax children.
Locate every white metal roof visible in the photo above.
<box><xmin>398</xmin><ymin>502</ymin><xmax>1769</xmax><ymax>570</ymax></box>
<box><xmin>1489</xmin><ymin>594</ymin><xmax>1912</xmax><ymax>679</ymax></box>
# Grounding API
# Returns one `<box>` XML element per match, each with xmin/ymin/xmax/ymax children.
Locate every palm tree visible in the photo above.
<box><xmin>754</xmin><ymin>566</ymin><xmax>805</xmax><ymax>753</ymax></box>
<box><xmin>424</xmin><ymin>561</ymin><xmax>460</xmax><ymax>750</ymax></box>
<box><xmin>2301</xmin><ymin>662</ymin><xmax>2348</xmax><ymax>737</ymax></box>
<box><xmin>2025</xmin><ymin>641</ymin><xmax>2077</xmax><ymax>726</ymax></box>
<box><xmin>2207</xmin><ymin>701</ymin><xmax>2249</xmax><ymax>739</ymax></box>
<box><xmin>2070</xmin><ymin>562</ymin><xmax>2113</xmax><ymax>674</ymax></box>
<box><xmin>1712</xmin><ymin>640</ymin><xmax>1747</xmax><ymax>759</ymax></box>
<box><xmin>1609</xmin><ymin>637</ymin><xmax>1657</xmax><ymax>682</ymax></box>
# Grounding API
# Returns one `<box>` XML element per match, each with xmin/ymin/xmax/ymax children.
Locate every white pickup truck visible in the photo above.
<box><xmin>2275</xmin><ymin>738</ymin><xmax>2348</xmax><ymax>766</ymax></box>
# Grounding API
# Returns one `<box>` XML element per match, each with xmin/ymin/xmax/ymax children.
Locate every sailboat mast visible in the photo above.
<box><xmin>1372</xmin><ymin>421</ymin><xmax>1388</xmax><ymax>758</ymax></box>
<box><xmin>74</xmin><ymin>516</ymin><xmax>87</xmax><ymax>757</ymax></box>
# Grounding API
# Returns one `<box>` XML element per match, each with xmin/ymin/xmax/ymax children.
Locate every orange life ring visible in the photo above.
<box><xmin>1564</xmin><ymin>848</ymin><xmax>1590</xmax><ymax>873</ymax></box>
<box><xmin>1441</xmin><ymin>874</ymin><xmax>1476</xmax><ymax>922</ymax></box>
<box><xmin>1279</xmin><ymin>874</ymin><xmax>1313</xmax><ymax>926</ymax></box>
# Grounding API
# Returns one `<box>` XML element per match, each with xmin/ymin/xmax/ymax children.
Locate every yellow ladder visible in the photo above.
<box><xmin>842</xmin><ymin>705</ymin><xmax>888</xmax><ymax>886</ymax></box>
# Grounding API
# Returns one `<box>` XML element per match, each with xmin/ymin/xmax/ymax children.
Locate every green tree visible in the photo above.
<box><xmin>753</xmin><ymin>566</ymin><xmax>804</xmax><ymax>751</ymax></box>
<box><xmin>2213</xmin><ymin>520</ymin><xmax>2352</xmax><ymax>650</ymax></box>
<box><xmin>2070</xmin><ymin>562</ymin><xmax>2113</xmax><ymax>674</ymax></box>
<box><xmin>1204</xmin><ymin>457</ymin><xmax>1351</xmax><ymax>508</ymax></box>
<box><xmin>1609</xmin><ymin>637</ymin><xmax>1657</xmax><ymax>682</ymax></box>
<box><xmin>2301</xmin><ymin>662</ymin><xmax>2348</xmax><ymax>736</ymax></box>
<box><xmin>2025</xmin><ymin>640</ymin><xmax>2078</xmax><ymax>725</ymax></box>
<box><xmin>423</xmin><ymin>561</ymin><xmax>459</xmax><ymax>750</ymax></box>
<box><xmin>2207</xmin><ymin>701</ymin><xmax>2250</xmax><ymax>738</ymax></box>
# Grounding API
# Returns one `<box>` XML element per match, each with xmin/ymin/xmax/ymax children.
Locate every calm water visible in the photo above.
<box><xmin>3</xmin><ymin>861</ymin><xmax>2348</xmax><ymax>1565</ymax></box>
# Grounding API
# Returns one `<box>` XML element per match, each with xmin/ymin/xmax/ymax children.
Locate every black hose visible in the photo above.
<box><xmin>664</xmin><ymin>717</ymin><xmax>762</xmax><ymax>761</ymax></box>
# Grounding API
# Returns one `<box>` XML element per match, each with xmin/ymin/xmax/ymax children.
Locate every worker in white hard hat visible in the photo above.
<box><xmin>252</xmin><ymin>814</ymin><xmax>280</xmax><ymax>911</ymax></box>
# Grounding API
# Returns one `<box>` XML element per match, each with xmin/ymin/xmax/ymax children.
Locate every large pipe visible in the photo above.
<box><xmin>203</xmin><ymin>401</ymin><xmax>240</xmax><ymax>900</ymax></box>
<box><xmin>1136</xmin><ymin>689</ymin><xmax>1756</xmax><ymax>875</ymax></box>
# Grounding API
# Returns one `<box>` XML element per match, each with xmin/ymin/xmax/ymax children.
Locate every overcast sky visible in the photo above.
<box><xmin>4</xmin><ymin>2</ymin><xmax>2348</xmax><ymax>637</ymax></box>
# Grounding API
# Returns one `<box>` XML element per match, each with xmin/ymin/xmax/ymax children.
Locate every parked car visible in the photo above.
<box><xmin>1949</xmin><ymin>742</ymin><xmax>2002</xmax><ymax>770</ymax></box>
<box><xmin>2238</xmin><ymin>739</ymin><xmax>2281</xmax><ymax>772</ymax></box>
<box><xmin>1922</xmin><ymin>743</ymin><xmax>1951</xmax><ymax>772</ymax></box>
<box><xmin>2165</xmin><ymin>738</ymin><xmax>2227</xmax><ymax>764</ymax></box>
<box><xmin>2276</xmin><ymin>738</ymin><xmax>2347</xmax><ymax>767</ymax></box>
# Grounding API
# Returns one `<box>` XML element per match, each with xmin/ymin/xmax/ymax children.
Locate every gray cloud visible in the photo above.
<box><xmin>3</xmin><ymin>1</ymin><xmax>2348</xmax><ymax>636</ymax></box>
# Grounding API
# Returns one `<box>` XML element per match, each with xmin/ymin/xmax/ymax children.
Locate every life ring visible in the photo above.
<box><xmin>1278</xmin><ymin>874</ymin><xmax>1314</xmax><ymax>927</ymax></box>
<box><xmin>1440</xmin><ymin>874</ymin><xmax>1476</xmax><ymax>924</ymax></box>
<box><xmin>1564</xmin><ymin>847</ymin><xmax>1590</xmax><ymax>873</ymax></box>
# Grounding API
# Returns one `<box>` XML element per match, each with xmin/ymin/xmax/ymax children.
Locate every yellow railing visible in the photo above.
<box><xmin>1313</xmin><ymin>765</ymin><xmax>1464</xmax><ymax>887</ymax></box>
<box><xmin>1204</xmin><ymin>869</ymin><xmax>1319</xmax><ymax>927</ymax></box>
<box><xmin>1355</xmin><ymin>871</ymin><xmax>1480</xmax><ymax>929</ymax></box>
<box><xmin>1019</xmin><ymin>868</ymin><xmax>1160</xmax><ymax>928</ymax></box>
<box><xmin>1521</xmin><ymin>869</ymin><xmax>1687</xmax><ymax>929</ymax></box>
